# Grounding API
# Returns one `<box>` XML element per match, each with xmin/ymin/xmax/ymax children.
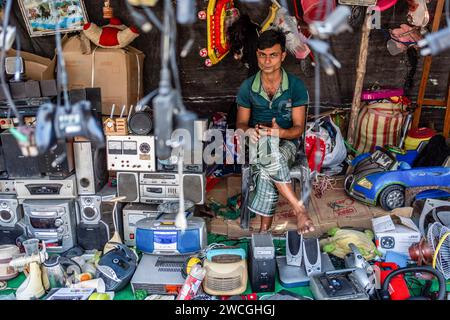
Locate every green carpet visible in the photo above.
<box><xmin>2</xmin><ymin>234</ymin><xmax>449</xmax><ymax>300</ymax></box>
<box><xmin>0</xmin><ymin>233</ymin><xmax>313</xmax><ymax>300</ymax></box>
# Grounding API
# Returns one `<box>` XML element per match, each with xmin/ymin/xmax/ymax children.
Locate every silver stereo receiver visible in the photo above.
<box><xmin>122</xmin><ymin>203</ymin><xmax>161</xmax><ymax>246</ymax></box>
<box><xmin>107</xmin><ymin>135</ymin><xmax>156</xmax><ymax>172</ymax></box>
<box><xmin>15</xmin><ymin>175</ymin><xmax>77</xmax><ymax>201</ymax></box>
<box><xmin>139</xmin><ymin>172</ymin><xmax>205</xmax><ymax>205</ymax></box>
<box><xmin>22</xmin><ymin>199</ymin><xmax>77</xmax><ymax>253</ymax></box>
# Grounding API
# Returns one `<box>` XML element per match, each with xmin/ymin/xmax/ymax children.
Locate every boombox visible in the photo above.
<box><xmin>22</xmin><ymin>199</ymin><xmax>77</xmax><ymax>253</ymax></box>
<box><xmin>106</xmin><ymin>135</ymin><xmax>156</xmax><ymax>172</ymax></box>
<box><xmin>15</xmin><ymin>174</ymin><xmax>78</xmax><ymax>201</ymax></box>
<box><xmin>122</xmin><ymin>203</ymin><xmax>161</xmax><ymax>246</ymax></box>
<box><xmin>139</xmin><ymin>172</ymin><xmax>205</xmax><ymax>205</ymax></box>
<box><xmin>0</xmin><ymin>132</ymin><xmax>74</xmax><ymax>179</ymax></box>
<box><xmin>76</xmin><ymin>194</ymin><xmax>123</xmax><ymax>250</ymax></box>
<box><xmin>0</xmin><ymin>195</ymin><xmax>22</xmax><ymax>228</ymax></box>
<box><xmin>73</xmin><ymin>141</ymin><xmax>108</xmax><ymax>195</ymax></box>
<box><xmin>135</xmin><ymin>213</ymin><xmax>207</xmax><ymax>255</ymax></box>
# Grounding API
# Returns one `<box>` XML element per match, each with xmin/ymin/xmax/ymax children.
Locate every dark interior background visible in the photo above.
<box><xmin>8</xmin><ymin>0</ymin><xmax>450</xmax><ymax>129</ymax></box>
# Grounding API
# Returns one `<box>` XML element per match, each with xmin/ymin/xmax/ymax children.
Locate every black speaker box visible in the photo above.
<box><xmin>76</xmin><ymin>223</ymin><xmax>109</xmax><ymax>251</ymax></box>
<box><xmin>77</xmin><ymin>196</ymin><xmax>123</xmax><ymax>250</ymax></box>
<box><xmin>9</xmin><ymin>82</ymin><xmax>26</xmax><ymax>99</ymax></box>
<box><xmin>248</xmin><ymin>242</ymin><xmax>276</xmax><ymax>293</ymax></box>
<box><xmin>0</xmin><ymin>132</ymin><xmax>74</xmax><ymax>179</ymax></box>
<box><xmin>129</xmin><ymin>112</ymin><xmax>152</xmax><ymax>135</ymax></box>
<box><xmin>0</xmin><ymin>223</ymin><xmax>26</xmax><ymax>246</ymax></box>
<box><xmin>40</xmin><ymin>80</ymin><xmax>58</xmax><ymax>97</ymax></box>
<box><xmin>24</xmin><ymin>81</ymin><xmax>41</xmax><ymax>98</ymax></box>
<box><xmin>69</xmin><ymin>88</ymin><xmax>102</xmax><ymax>116</ymax></box>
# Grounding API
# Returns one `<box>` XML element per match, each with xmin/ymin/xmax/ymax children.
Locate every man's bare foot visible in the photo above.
<box><xmin>259</xmin><ymin>215</ymin><xmax>273</xmax><ymax>233</ymax></box>
<box><xmin>295</xmin><ymin>202</ymin><xmax>315</xmax><ymax>235</ymax></box>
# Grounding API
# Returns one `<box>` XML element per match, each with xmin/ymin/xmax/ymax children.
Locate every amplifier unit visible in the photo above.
<box><xmin>123</xmin><ymin>203</ymin><xmax>161</xmax><ymax>246</ymax></box>
<box><xmin>73</xmin><ymin>141</ymin><xmax>108</xmax><ymax>195</ymax></box>
<box><xmin>23</xmin><ymin>199</ymin><xmax>77</xmax><ymax>253</ymax></box>
<box><xmin>15</xmin><ymin>175</ymin><xmax>77</xmax><ymax>200</ymax></box>
<box><xmin>107</xmin><ymin>135</ymin><xmax>156</xmax><ymax>172</ymax></box>
<box><xmin>0</xmin><ymin>195</ymin><xmax>22</xmax><ymax>228</ymax></box>
<box><xmin>139</xmin><ymin>172</ymin><xmax>205</xmax><ymax>205</ymax></box>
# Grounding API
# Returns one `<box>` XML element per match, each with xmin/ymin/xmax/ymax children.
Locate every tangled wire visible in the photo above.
<box><xmin>312</xmin><ymin>174</ymin><xmax>343</xmax><ymax>198</ymax></box>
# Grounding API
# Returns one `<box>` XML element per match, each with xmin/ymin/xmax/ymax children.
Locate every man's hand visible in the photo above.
<box><xmin>248</xmin><ymin>127</ymin><xmax>259</xmax><ymax>143</ymax></box>
<box><xmin>258</xmin><ymin>118</ymin><xmax>281</xmax><ymax>137</ymax></box>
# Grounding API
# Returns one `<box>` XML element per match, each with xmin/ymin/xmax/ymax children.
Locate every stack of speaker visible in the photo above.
<box><xmin>0</xmin><ymin>88</ymin><xmax>211</xmax><ymax>254</ymax></box>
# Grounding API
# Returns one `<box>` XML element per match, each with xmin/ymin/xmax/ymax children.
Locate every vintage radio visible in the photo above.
<box><xmin>139</xmin><ymin>172</ymin><xmax>205</xmax><ymax>205</ymax></box>
<box><xmin>0</xmin><ymin>132</ymin><xmax>74</xmax><ymax>179</ymax></box>
<box><xmin>122</xmin><ymin>203</ymin><xmax>161</xmax><ymax>246</ymax></box>
<box><xmin>76</xmin><ymin>194</ymin><xmax>123</xmax><ymax>251</ymax></box>
<box><xmin>15</xmin><ymin>174</ymin><xmax>77</xmax><ymax>201</ymax></box>
<box><xmin>106</xmin><ymin>135</ymin><xmax>156</xmax><ymax>172</ymax></box>
<box><xmin>73</xmin><ymin>141</ymin><xmax>108</xmax><ymax>195</ymax></box>
<box><xmin>0</xmin><ymin>195</ymin><xmax>22</xmax><ymax>228</ymax></box>
<box><xmin>22</xmin><ymin>199</ymin><xmax>77</xmax><ymax>253</ymax></box>
<box><xmin>135</xmin><ymin>214</ymin><xmax>207</xmax><ymax>255</ymax></box>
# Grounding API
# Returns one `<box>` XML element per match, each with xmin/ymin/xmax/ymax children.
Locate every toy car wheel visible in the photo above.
<box><xmin>379</xmin><ymin>185</ymin><xmax>405</xmax><ymax>211</ymax></box>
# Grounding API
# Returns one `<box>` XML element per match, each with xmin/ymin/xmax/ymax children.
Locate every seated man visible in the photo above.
<box><xmin>235</xmin><ymin>29</ymin><xmax>315</xmax><ymax>235</ymax></box>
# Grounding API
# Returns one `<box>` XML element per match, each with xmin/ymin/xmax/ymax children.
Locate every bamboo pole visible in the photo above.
<box><xmin>346</xmin><ymin>7</ymin><xmax>372</xmax><ymax>146</ymax></box>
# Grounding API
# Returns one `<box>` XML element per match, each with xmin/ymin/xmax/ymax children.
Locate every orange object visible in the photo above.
<box><xmin>79</xmin><ymin>273</ymin><xmax>93</xmax><ymax>282</ymax></box>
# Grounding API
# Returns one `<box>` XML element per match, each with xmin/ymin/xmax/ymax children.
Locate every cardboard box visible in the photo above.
<box><xmin>206</xmin><ymin>175</ymin><xmax>242</xmax><ymax>206</ymax></box>
<box><xmin>7</xmin><ymin>49</ymin><xmax>56</xmax><ymax>80</ymax></box>
<box><xmin>207</xmin><ymin>176</ymin><xmax>387</xmax><ymax>238</ymax></box>
<box><xmin>371</xmin><ymin>214</ymin><xmax>421</xmax><ymax>257</ymax></box>
<box><xmin>61</xmin><ymin>35</ymin><xmax>145</xmax><ymax>116</ymax></box>
<box><xmin>309</xmin><ymin>179</ymin><xmax>387</xmax><ymax>231</ymax></box>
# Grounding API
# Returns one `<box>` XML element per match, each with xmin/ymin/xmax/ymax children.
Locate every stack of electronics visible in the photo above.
<box><xmin>130</xmin><ymin>212</ymin><xmax>207</xmax><ymax>295</ymax></box>
<box><xmin>107</xmin><ymin>119</ymin><xmax>209</xmax><ymax>206</ymax></box>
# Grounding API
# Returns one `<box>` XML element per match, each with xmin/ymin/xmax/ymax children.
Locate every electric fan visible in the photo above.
<box><xmin>426</xmin><ymin>222</ymin><xmax>450</xmax><ymax>279</ymax></box>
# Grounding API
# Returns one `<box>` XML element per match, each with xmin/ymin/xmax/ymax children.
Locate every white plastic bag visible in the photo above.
<box><xmin>322</xmin><ymin>118</ymin><xmax>347</xmax><ymax>168</ymax></box>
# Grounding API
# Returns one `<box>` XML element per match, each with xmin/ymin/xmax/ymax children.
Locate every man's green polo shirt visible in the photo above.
<box><xmin>236</xmin><ymin>68</ymin><xmax>309</xmax><ymax>130</ymax></box>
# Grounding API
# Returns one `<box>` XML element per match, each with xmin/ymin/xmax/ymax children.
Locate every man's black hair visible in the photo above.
<box><xmin>257</xmin><ymin>29</ymin><xmax>286</xmax><ymax>52</ymax></box>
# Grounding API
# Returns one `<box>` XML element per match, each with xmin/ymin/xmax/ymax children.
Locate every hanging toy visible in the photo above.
<box><xmin>83</xmin><ymin>17</ymin><xmax>139</xmax><ymax>49</ymax></box>
<box><xmin>103</xmin><ymin>0</ymin><xmax>114</xmax><ymax>19</ymax></box>
<box><xmin>204</xmin><ymin>0</ymin><xmax>238</xmax><ymax>66</ymax></box>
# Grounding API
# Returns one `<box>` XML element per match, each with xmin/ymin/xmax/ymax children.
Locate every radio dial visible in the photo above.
<box><xmin>57</xmin><ymin>226</ymin><xmax>65</xmax><ymax>234</ymax></box>
<box><xmin>0</xmin><ymin>202</ymin><xmax>7</xmax><ymax>208</ymax></box>
<box><xmin>55</xmin><ymin>219</ymin><xmax>64</xmax><ymax>227</ymax></box>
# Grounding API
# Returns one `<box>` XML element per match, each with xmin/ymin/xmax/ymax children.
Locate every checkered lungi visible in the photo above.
<box><xmin>247</xmin><ymin>137</ymin><xmax>297</xmax><ymax>217</ymax></box>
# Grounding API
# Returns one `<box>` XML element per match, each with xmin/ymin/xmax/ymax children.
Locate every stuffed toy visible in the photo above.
<box><xmin>320</xmin><ymin>227</ymin><xmax>381</xmax><ymax>261</ymax></box>
<box><xmin>83</xmin><ymin>17</ymin><xmax>139</xmax><ymax>49</ymax></box>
